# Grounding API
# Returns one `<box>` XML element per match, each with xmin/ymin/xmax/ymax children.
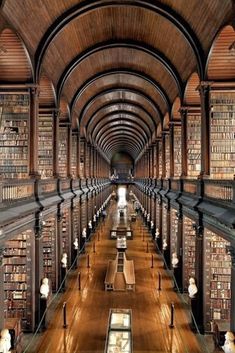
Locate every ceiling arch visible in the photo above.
<box><xmin>34</xmin><ymin>0</ymin><xmax>204</xmax><ymax>80</ymax></box>
<box><xmin>87</xmin><ymin>107</ymin><xmax>155</xmax><ymax>138</ymax></box>
<box><xmin>57</xmin><ymin>41</ymin><xmax>183</xmax><ymax>100</ymax></box>
<box><xmin>104</xmin><ymin>138</ymin><xmax>142</xmax><ymax>159</ymax></box>
<box><xmin>79</xmin><ymin>88</ymin><xmax>162</xmax><ymax>130</ymax></box>
<box><xmin>89</xmin><ymin>115</ymin><xmax>151</xmax><ymax>143</ymax></box>
<box><xmin>94</xmin><ymin>121</ymin><xmax>149</xmax><ymax>147</ymax></box>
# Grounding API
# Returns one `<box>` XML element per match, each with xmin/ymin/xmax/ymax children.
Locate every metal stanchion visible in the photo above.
<box><xmin>87</xmin><ymin>254</ymin><xmax>90</xmax><ymax>268</ymax></box>
<box><xmin>63</xmin><ymin>302</ymin><xmax>68</xmax><ymax>328</ymax></box>
<box><xmin>97</xmin><ymin>231</ymin><xmax>100</xmax><ymax>241</ymax></box>
<box><xmin>158</xmin><ymin>272</ymin><xmax>161</xmax><ymax>290</ymax></box>
<box><xmin>142</xmin><ymin>229</ymin><xmax>144</xmax><ymax>241</ymax></box>
<box><xmin>78</xmin><ymin>272</ymin><xmax>81</xmax><ymax>290</ymax></box>
<box><xmin>169</xmin><ymin>302</ymin><xmax>175</xmax><ymax>328</ymax></box>
<box><xmin>146</xmin><ymin>241</ymin><xmax>149</xmax><ymax>253</ymax></box>
<box><xmin>151</xmin><ymin>254</ymin><xmax>154</xmax><ymax>268</ymax></box>
<box><xmin>93</xmin><ymin>242</ymin><xmax>96</xmax><ymax>253</ymax></box>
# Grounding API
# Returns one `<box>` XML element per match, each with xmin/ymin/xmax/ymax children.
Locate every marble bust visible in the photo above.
<box><xmin>222</xmin><ymin>331</ymin><xmax>235</xmax><ymax>353</ymax></box>
<box><xmin>163</xmin><ymin>239</ymin><xmax>167</xmax><ymax>250</ymax></box>
<box><xmin>171</xmin><ymin>252</ymin><xmax>179</xmax><ymax>268</ymax></box>
<box><xmin>82</xmin><ymin>228</ymin><xmax>87</xmax><ymax>238</ymax></box>
<box><xmin>0</xmin><ymin>329</ymin><xmax>11</xmax><ymax>353</ymax></box>
<box><xmin>155</xmin><ymin>228</ymin><xmax>160</xmax><ymax>239</ymax></box>
<box><xmin>73</xmin><ymin>238</ymin><xmax>78</xmax><ymax>250</ymax></box>
<box><xmin>150</xmin><ymin>221</ymin><xmax>154</xmax><ymax>229</ymax></box>
<box><xmin>88</xmin><ymin>220</ymin><xmax>92</xmax><ymax>229</ymax></box>
<box><xmin>188</xmin><ymin>277</ymin><xmax>198</xmax><ymax>298</ymax></box>
<box><xmin>61</xmin><ymin>253</ymin><xmax>68</xmax><ymax>268</ymax></box>
<box><xmin>40</xmin><ymin>277</ymin><xmax>50</xmax><ymax>299</ymax></box>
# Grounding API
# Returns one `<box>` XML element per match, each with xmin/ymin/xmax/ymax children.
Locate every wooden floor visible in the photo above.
<box><xmin>22</xmin><ymin>200</ymin><xmax>215</xmax><ymax>353</ymax></box>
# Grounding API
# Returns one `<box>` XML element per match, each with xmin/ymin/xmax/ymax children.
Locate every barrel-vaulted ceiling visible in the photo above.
<box><xmin>1</xmin><ymin>0</ymin><xmax>234</xmax><ymax>161</ymax></box>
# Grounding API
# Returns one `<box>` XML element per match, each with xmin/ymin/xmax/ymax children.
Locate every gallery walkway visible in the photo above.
<box><xmin>22</xmin><ymin>200</ymin><xmax>215</xmax><ymax>353</ymax></box>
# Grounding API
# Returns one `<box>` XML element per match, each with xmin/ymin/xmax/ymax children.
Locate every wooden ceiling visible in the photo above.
<box><xmin>0</xmin><ymin>0</ymin><xmax>234</xmax><ymax>161</ymax></box>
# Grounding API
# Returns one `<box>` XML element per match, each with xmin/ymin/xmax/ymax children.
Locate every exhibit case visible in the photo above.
<box><xmin>105</xmin><ymin>309</ymin><xmax>132</xmax><ymax>353</ymax></box>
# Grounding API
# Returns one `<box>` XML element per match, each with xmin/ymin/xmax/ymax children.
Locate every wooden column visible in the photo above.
<box><xmin>180</xmin><ymin>108</ymin><xmax>188</xmax><ymax>177</ymax></box>
<box><xmin>162</xmin><ymin>133</ymin><xmax>166</xmax><ymax>178</ymax></box>
<box><xmin>0</xmin><ymin>248</ymin><xmax>4</xmax><ymax>329</ymax></box>
<box><xmin>83</xmin><ymin>139</ymin><xmax>87</xmax><ymax>179</ymax></box>
<box><xmin>194</xmin><ymin>224</ymin><xmax>204</xmax><ymax>333</ymax></box>
<box><xmin>169</xmin><ymin>123</ymin><xmax>174</xmax><ymax>177</ymax></box>
<box><xmin>199</xmin><ymin>82</ymin><xmax>211</xmax><ymax>176</ymax></box>
<box><xmin>34</xmin><ymin>230</ymin><xmax>44</xmax><ymax>326</ymax></box>
<box><xmin>156</xmin><ymin>140</ymin><xmax>159</xmax><ymax>179</ymax></box>
<box><xmin>67</xmin><ymin>124</ymin><xmax>72</xmax><ymax>178</ymax></box>
<box><xmin>77</xmin><ymin>133</ymin><xmax>80</xmax><ymax>179</ymax></box>
<box><xmin>29</xmin><ymin>86</ymin><xmax>40</xmax><ymax>177</ymax></box>
<box><xmin>53</xmin><ymin>110</ymin><xmax>60</xmax><ymax>178</ymax></box>
<box><xmin>227</xmin><ymin>247</ymin><xmax>235</xmax><ymax>332</ymax></box>
<box><xmin>176</xmin><ymin>210</ymin><xmax>183</xmax><ymax>292</ymax></box>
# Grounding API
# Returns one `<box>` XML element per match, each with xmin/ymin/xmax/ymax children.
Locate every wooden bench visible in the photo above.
<box><xmin>104</xmin><ymin>260</ymin><xmax>116</xmax><ymax>290</ymax></box>
<box><xmin>124</xmin><ymin>260</ymin><xmax>135</xmax><ymax>291</ymax></box>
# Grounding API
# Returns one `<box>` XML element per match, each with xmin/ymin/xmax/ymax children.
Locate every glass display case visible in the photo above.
<box><xmin>105</xmin><ymin>309</ymin><xmax>132</xmax><ymax>353</ymax></box>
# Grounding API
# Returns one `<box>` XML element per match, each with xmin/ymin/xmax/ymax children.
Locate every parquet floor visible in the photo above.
<box><xmin>22</xmin><ymin>200</ymin><xmax>214</xmax><ymax>353</ymax></box>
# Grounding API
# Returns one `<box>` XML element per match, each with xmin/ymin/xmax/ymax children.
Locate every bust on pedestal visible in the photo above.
<box><xmin>88</xmin><ymin>220</ymin><xmax>92</xmax><ymax>239</ymax></box>
<box><xmin>0</xmin><ymin>329</ymin><xmax>11</xmax><ymax>353</ymax></box>
<box><xmin>188</xmin><ymin>277</ymin><xmax>198</xmax><ymax>331</ymax></box>
<box><xmin>61</xmin><ymin>253</ymin><xmax>67</xmax><ymax>291</ymax></box>
<box><xmin>39</xmin><ymin>278</ymin><xmax>50</xmax><ymax>330</ymax></box>
<box><xmin>73</xmin><ymin>238</ymin><xmax>79</xmax><ymax>268</ymax></box>
<box><xmin>81</xmin><ymin>228</ymin><xmax>86</xmax><ymax>252</ymax></box>
<box><xmin>222</xmin><ymin>331</ymin><xmax>235</xmax><ymax>353</ymax></box>
<box><xmin>171</xmin><ymin>252</ymin><xmax>179</xmax><ymax>290</ymax></box>
<box><xmin>150</xmin><ymin>221</ymin><xmax>154</xmax><ymax>236</ymax></box>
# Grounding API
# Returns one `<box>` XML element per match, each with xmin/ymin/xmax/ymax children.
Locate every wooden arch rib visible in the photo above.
<box><xmin>106</xmin><ymin>142</ymin><xmax>140</xmax><ymax>160</ymax></box>
<box><xmin>163</xmin><ymin>113</ymin><xmax>170</xmax><ymax>129</ymax></box>
<box><xmin>57</xmin><ymin>41</ymin><xmax>183</xmax><ymax>100</ymax></box>
<box><xmin>171</xmin><ymin>97</ymin><xmax>181</xmax><ymax>120</ymax></box>
<box><xmin>35</xmin><ymin>0</ymin><xmax>203</xmax><ymax>79</ymax></box>
<box><xmin>206</xmin><ymin>25</ymin><xmax>235</xmax><ymax>80</ymax></box>
<box><xmin>71</xmin><ymin>69</ymin><xmax>170</xmax><ymax>126</ymax></box>
<box><xmin>0</xmin><ymin>28</ymin><xmax>32</xmax><ymax>82</ymax></box>
<box><xmin>184</xmin><ymin>72</ymin><xmax>200</xmax><ymax>106</ymax></box>
<box><xmin>97</xmin><ymin>127</ymin><xmax>145</xmax><ymax>150</ymax></box>
<box><xmin>100</xmin><ymin>132</ymin><xmax>143</xmax><ymax>154</ymax></box>
<box><xmin>79</xmin><ymin>88</ymin><xmax>161</xmax><ymax>129</ymax></box>
<box><xmin>90</xmin><ymin>114</ymin><xmax>151</xmax><ymax>142</ymax></box>
<box><xmin>104</xmin><ymin>139</ymin><xmax>141</xmax><ymax>158</ymax></box>
<box><xmin>94</xmin><ymin>121</ymin><xmax>149</xmax><ymax>147</ymax></box>
<box><xmin>87</xmin><ymin>106</ymin><xmax>155</xmax><ymax>137</ymax></box>
<box><xmin>59</xmin><ymin>97</ymin><xmax>70</xmax><ymax>121</ymax></box>
<box><xmin>39</xmin><ymin>72</ymin><xmax>56</xmax><ymax>107</ymax></box>
<box><xmin>82</xmin><ymin>101</ymin><xmax>156</xmax><ymax>139</ymax></box>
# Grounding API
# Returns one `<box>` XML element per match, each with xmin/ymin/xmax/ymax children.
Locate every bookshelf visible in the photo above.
<box><xmin>58</xmin><ymin>126</ymin><xmax>68</xmax><ymax>178</ymax></box>
<box><xmin>165</xmin><ymin>134</ymin><xmax>170</xmax><ymax>178</ymax></box>
<box><xmin>187</xmin><ymin>114</ymin><xmax>201</xmax><ymax>177</ymax></box>
<box><xmin>210</xmin><ymin>91</ymin><xmax>235</xmax><ymax>179</ymax></box>
<box><xmin>71</xmin><ymin>134</ymin><xmax>77</xmax><ymax>179</ymax></box>
<box><xmin>155</xmin><ymin>202</ymin><xmax>160</xmax><ymax>230</ymax></box>
<box><xmin>38</xmin><ymin>113</ymin><xmax>53</xmax><ymax>179</ymax></box>
<box><xmin>61</xmin><ymin>208</ymin><xmax>70</xmax><ymax>265</ymax></box>
<box><xmin>183</xmin><ymin>216</ymin><xmax>196</xmax><ymax>290</ymax></box>
<box><xmin>158</xmin><ymin>141</ymin><xmax>162</xmax><ymax>178</ymax></box>
<box><xmin>80</xmin><ymin>141</ymin><xmax>84</xmax><ymax>179</ymax></box>
<box><xmin>162</xmin><ymin>205</ymin><xmax>167</xmax><ymax>248</ymax></box>
<box><xmin>204</xmin><ymin>228</ymin><xmax>231</xmax><ymax>331</ymax></box>
<box><xmin>170</xmin><ymin>209</ymin><xmax>178</xmax><ymax>255</ymax></box>
<box><xmin>3</xmin><ymin>229</ymin><xmax>34</xmax><ymax>331</ymax></box>
<box><xmin>173</xmin><ymin>125</ymin><xmax>182</xmax><ymax>177</ymax></box>
<box><xmin>0</xmin><ymin>93</ymin><xmax>29</xmax><ymax>179</ymax></box>
<box><xmin>42</xmin><ymin>215</ymin><xmax>57</xmax><ymax>291</ymax></box>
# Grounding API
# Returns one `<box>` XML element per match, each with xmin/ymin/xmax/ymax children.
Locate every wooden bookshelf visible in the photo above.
<box><xmin>3</xmin><ymin>230</ymin><xmax>34</xmax><ymax>331</ymax></box>
<box><xmin>173</xmin><ymin>125</ymin><xmax>182</xmax><ymax>177</ymax></box>
<box><xmin>183</xmin><ymin>216</ymin><xmax>196</xmax><ymax>290</ymax></box>
<box><xmin>158</xmin><ymin>140</ymin><xmax>162</xmax><ymax>178</ymax></box>
<box><xmin>38</xmin><ymin>113</ymin><xmax>53</xmax><ymax>179</ymax></box>
<box><xmin>58</xmin><ymin>126</ymin><xmax>68</xmax><ymax>178</ymax></box>
<box><xmin>42</xmin><ymin>215</ymin><xmax>57</xmax><ymax>291</ymax></box>
<box><xmin>72</xmin><ymin>202</ymin><xmax>80</xmax><ymax>244</ymax></box>
<box><xmin>210</xmin><ymin>91</ymin><xmax>235</xmax><ymax>179</ymax></box>
<box><xmin>155</xmin><ymin>202</ymin><xmax>160</xmax><ymax>230</ymax></box>
<box><xmin>61</xmin><ymin>208</ymin><xmax>70</xmax><ymax>265</ymax></box>
<box><xmin>162</xmin><ymin>205</ymin><xmax>167</xmax><ymax>249</ymax></box>
<box><xmin>170</xmin><ymin>209</ymin><xmax>178</xmax><ymax>256</ymax></box>
<box><xmin>71</xmin><ymin>134</ymin><xmax>77</xmax><ymax>179</ymax></box>
<box><xmin>0</xmin><ymin>93</ymin><xmax>29</xmax><ymax>179</ymax></box>
<box><xmin>187</xmin><ymin>114</ymin><xmax>201</xmax><ymax>178</ymax></box>
<box><xmin>165</xmin><ymin>134</ymin><xmax>170</xmax><ymax>178</ymax></box>
<box><xmin>80</xmin><ymin>141</ymin><xmax>84</xmax><ymax>179</ymax></box>
<box><xmin>204</xmin><ymin>228</ymin><xmax>231</xmax><ymax>331</ymax></box>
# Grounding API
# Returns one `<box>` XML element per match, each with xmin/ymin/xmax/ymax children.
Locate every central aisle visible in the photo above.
<box><xmin>25</xmin><ymin>199</ymin><xmax>207</xmax><ymax>353</ymax></box>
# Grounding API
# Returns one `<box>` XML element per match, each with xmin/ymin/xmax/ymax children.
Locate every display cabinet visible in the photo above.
<box><xmin>105</xmin><ymin>309</ymin><xmax>132</xmax><ymax>353</ymax></box>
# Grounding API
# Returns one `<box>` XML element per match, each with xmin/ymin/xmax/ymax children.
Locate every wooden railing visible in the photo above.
<box><xmin>204</xmin><ymin>179</ymin><xmax>233</xmax><ymax>203</ymax></box>
<box><xmin>1</xmin><ymin>179</ymin><xmax>34</xmax><ymax>203</ymax></box>
<box><xmin>183</xmin><ymin>179</ymin><xmax>197</xmax><ymax>195</ymax></box>
<box><xmin>40</xmin><ymin>179</ymin><xmax>57</xmax><ymax>196</ymax></box>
